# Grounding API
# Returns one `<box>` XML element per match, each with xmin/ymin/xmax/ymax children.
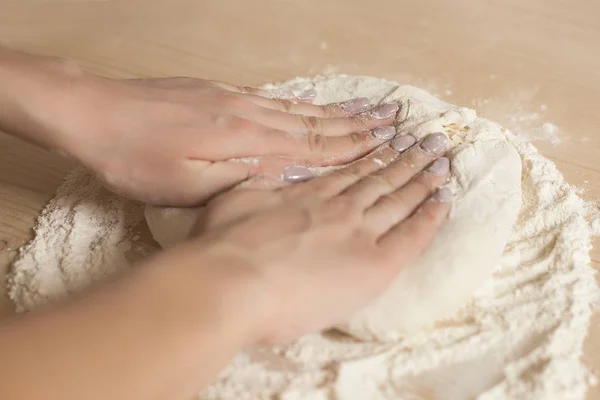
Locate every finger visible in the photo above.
<box><xmin>341</xmin><ymin>132</ymin><xmax>449</xmax><ymax>208</ymax></box>
<box><xmin>198</xmin><ymin>165</ymin><xmax>300</xmax><ymax>233</ymax></box>
<box><xmin>253</xmin><ymin>102</ymin><xmax>399</xmax><ymax>137</ymax></box>
<box><xmin>227</xmin><ymin>121</ymin><xmax>396</xmax><ymax>166</ymax></box>
<box><xmin>364</xmin><ymin>157</ymin><xmax>450</xmax><ymax>236</ymax></box>
<box><xmin>292</xmin><ymin>145</ymin><xmax>399</xmax><ymax>199</ymax></box>
<box><xmin>287</xmin><ymin>87</ymin><xmax>317</xmax><ymax>102</ymax></box>
<box><xmin>210</xmin><ymin>80</ymin><xmax>272</xmax><ymax>97</ymax></box>
<box><xmin>234</xmin><ymin>174</ymin><xmax>292</xmax><ymax>190</ymax></box>
<box><xmin>232</xmin><ymin>164</ymin><xmax>315</xmax><ymax>192</ymax></box>
<box><xmin>230</xmin><ymin>165</ymin><xmax>308</xmax><ymax>191</ymax></box>
<box><xmin>178</xmin><ymin>157</ymin><xmax>294</xmax><ymax>205</ymax></box>
<box><xmin>378</xmin><ymin>188</ymin><xmax>452</xmax><ymax>257</ymax></box>
<box><xmin>194</xmin><ymin>188</ymin><xmax>282</xmax><ymax>234</ymax></box>
<box><xmin>191</xmin><ymin>116</ymin><xmax>384</xmax><ymax>164</ymax></box>
<box><xmin>243</xmin><ymin>95</ymin><xmax>371</xmax><ymax>117</ymax></box>
<box><xmin>210</xmin><ymin>80</ymin><xmax>315</xmax><ymax>102</ymax></box>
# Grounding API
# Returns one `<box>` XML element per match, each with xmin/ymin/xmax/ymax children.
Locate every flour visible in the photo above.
<box><xmin>7</xmin><ymin>171</ymin><xmax>149</xmax><ymax>311</ymax></box>
<box><xmin>7</xmin><ymin>75</ymin><xmax>600</xmax><ymax>400</ymax></box>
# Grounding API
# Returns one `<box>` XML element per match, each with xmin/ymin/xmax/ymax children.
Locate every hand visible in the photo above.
<box><xmin>0</xmin><ymin>47</ymin><xmax>399</xmax><ymax>205</ymax></box>
<box><xmin>58</xmin><ymin>73</ymin><xmax>399</xmax><ymax>206</ymax></box>
<box><xmin>184</xmin><ymin>132</ymin><xmax>452</xmax><ymax>343</ymax></box>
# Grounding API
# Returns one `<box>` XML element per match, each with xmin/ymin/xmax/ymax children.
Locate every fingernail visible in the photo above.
<box><xmin>370</xmin><ymin>102</ymin><xmax>399</xmax><ymax>119</ymax></box>
<box><xmin>391</xmin><ymin>135</ymin><xmax>416</xmax><ymax>152</ymax></box>
<box><xmin>420</xmin><ymin>132</ymin><xmax>448</xmax><ymax>155</ymax></box>
<box><xmin>339</xmin><ymin>97</ymin><xmax>370</xmax><ymax>114</ymax></box>
<box><xmin>293</xmin><ymin>88</ymin><xmax>316</xmax><ymax>100</ymax></box>
<box><xmin>430</xmin><ymin>187</ymin><xmax>453</xmax><ymax>203</ymax></box>
<box><xmin>371</xmin><ymin>126</ymin><xmax>396</xmax><ymax>140</ymax></box>
<box><xmin>427</xmin><ymin>157</ymin><xmax>450</xmax><ymax>175</ymax></box>
<box><xmin>283</xmin><ymin>166</ymin><xmax>313</xmax><ymax>183</ymax></box>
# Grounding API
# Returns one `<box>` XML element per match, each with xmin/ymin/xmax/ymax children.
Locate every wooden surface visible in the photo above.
<box><xmin>1</xmin><ymin>0</ymin><xmax>599</xmax><ymax>398</ymax></box>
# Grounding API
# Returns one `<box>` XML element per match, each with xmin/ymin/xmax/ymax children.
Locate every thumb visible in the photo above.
<box><xmin>177</xmin><ymin>157</ymin><xmax>298</xmax><ymax>206</ymax></box>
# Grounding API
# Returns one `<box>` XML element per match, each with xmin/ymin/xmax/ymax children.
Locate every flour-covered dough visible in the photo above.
<box><xmin>145</xmin><ymin>76</ymin><xmax>522</xmax><ymax>341</ymax></box>
<box><xmin>342</xmin><ymin>139</ymin><xmax>521</xmax><ymax>340</ymax></box>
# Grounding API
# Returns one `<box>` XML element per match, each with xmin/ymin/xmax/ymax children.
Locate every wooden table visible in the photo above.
<box><xmin>1</xmin><ymin>0</ymin><xmax>599</xmax><ymax>398</ymax></box>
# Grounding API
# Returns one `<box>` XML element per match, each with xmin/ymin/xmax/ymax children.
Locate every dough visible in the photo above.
<box><xmin>145</xmin><ymin>205</ymin><xmax>204</xmax><ymax>249</ymax></box>
<box><xmin>342</xmin><ymin>139</ymin><xmax>521</xmax><ymax>340</ymax></box>
<box><xmin>144</xmin><ymin>76</ymin><xmax>522</xmax><ymax>341</ymax></box>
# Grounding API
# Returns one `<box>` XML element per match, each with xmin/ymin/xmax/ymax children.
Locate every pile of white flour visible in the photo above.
<box><xmin>7</xmin><ymin>75</ymin><xmax>600</xmax><ymax>399</ymax></box>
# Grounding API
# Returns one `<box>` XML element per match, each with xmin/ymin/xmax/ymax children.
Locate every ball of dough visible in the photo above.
<box><xmin>338</xmin><ymin>140</ymin><xmax>522</xmax><ymax>340</ymax></box>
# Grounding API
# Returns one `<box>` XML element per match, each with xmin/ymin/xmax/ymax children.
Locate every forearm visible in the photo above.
<box><xmin>0</xmin><ymin>46</ymin><xmax>84</xmax><ymax>152</ymax></box>
<box><xmin>0</xmin><ymin>245</ymin><xmax>265</xmax><ymax>400</ymax></box>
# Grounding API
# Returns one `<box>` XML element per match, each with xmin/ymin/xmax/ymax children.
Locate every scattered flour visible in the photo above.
<box><xmin>7</xmin><ymin>75</ymin><xmax>600</xmax><ymax>400</ymax></box>
<box><xmin>539</xmin><ymin>122</ymin><xmax>560</xmax><ymax>145</ymax></box>
<box><xmin>472</xmin><ymin>91</ymin><xmax>562</xmax><ymax>147</ymax></box>
<box><xmin>7</xmin><ymin>172</ymin><xmax>148</xmax><ymax>311</ymax></box>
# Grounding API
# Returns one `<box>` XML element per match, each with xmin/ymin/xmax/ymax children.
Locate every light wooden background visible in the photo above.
<box><xmin>1</xmin><ymin>0</ymin><xmax>599</xmax><ymax>398</ymax></box>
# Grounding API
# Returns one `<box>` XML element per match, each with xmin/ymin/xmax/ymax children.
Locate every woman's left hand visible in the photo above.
<box><xmin>56</xmin><ymin>72</ymin><xmax>399</xmax><ymax>206</ymax></box>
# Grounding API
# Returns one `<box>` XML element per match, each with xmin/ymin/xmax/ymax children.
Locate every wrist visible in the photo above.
<box><xmin>0</xmin><ymin>47</ymin><xmax>86</xmax><ymax>152</ymax></box>
<box><xmin>142</xmin><ymin>242</ymin><xmax>275</xmax><ymax>350</ymax></box>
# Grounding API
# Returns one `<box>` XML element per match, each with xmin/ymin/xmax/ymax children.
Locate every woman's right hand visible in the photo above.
<box><xmin>181</xmin><ymin>132</ymin><xmax>452</xmax><ymax>345</ymax></box>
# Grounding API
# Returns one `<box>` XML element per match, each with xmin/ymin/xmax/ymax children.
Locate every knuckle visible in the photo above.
<box><xmin>350</xmin><ymin>115</ymin><xmax>369</xmax><ymax>131</ymax></box>
<box><xmin>371</xmin><ymin>148</ymin><xmax>397</xmax><ymax>163</ymax></box>
<box><xmin>349</xmin><ymin>132</ymin><xmax>367</xmax><ymax>146</ymax></box>
<box><xmin>275</xmin><ymin>99</ymin><xmax>294</xmax><ymax>112</ymax></box>
<box><xmin>390</xmin><ymin>161</ymin><xmax>419</xmax><ymax>181</ymax></box>
<box><xmin>308</xmin><ymin>133</ymin><xmax>328</xmax><ymax>153</ymax></box>
<box><xmin>369</xmin><ymin>173</ymin><xmax>398</xmax><ymax>193</ymax></box>
<box><xmin>301</xmin><ymin>115</ymin><xmax>323</xmax><ymax>134</ymax></box>
<box><xmin>379</xmin><ymin>192</ymin><xmax>408</xmax><ymax>211</ymax></box>
<box><xmin>240</xmin><ymin>86</ymin><xmax>256</xmax><ymax>94</ymax></box>
<box><xmin>322</xmin><ymin>104</ymin><xmax>342</xmax><ymax>117</ymax></box>
<box><xmin>399</xmin><ymin>149</ymin><xmax>426</xmax><ymax>169</ymax></box>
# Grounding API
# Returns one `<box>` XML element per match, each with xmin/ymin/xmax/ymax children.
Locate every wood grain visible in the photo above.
<box><xmin>0</xmin><ymin>0</ymin><xmax>598</xmax><ymax>398</ymax></box>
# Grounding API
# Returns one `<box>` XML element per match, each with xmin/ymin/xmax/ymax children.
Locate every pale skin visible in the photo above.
<box><xmin>0</xmin><ymin>47</ymin><xmax>451</xmax><ymax>400</ymax></box>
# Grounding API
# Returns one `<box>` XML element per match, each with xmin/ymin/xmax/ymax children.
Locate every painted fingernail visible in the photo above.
<box><xmin>283</xmin><ymin>166</ymin><xmax>314</xmax><ymax>183</ymax></box>
<box><xmin>339</xmin><ymin>97</ymin><xmax>370</xmax><ymax>114</ymax></box>
<box><xmin>391</xmin><ymin>135</ymin><xmax>416</xmax><ymax>152</ymax></box>
<box><xmin>427</xmin><ymin>157</ymin><xmax>450</xmax><ymax>175</ymax></box>
<box><xmin>371</xmin><ymin>126</ymin><xmax>396</xmax><ymax>140</ymax></box>
<box><xmin>370</xmin><ymin>102</ymin><xmax>399</xmax><ymax>119</ymax></box>
<box><xmin>293</xmin><ymin>88</ymin><xmax>317</xmax><ymax>100</ymax></box>
<box><xmin>430</xmin><ymin>187</ymin><xmax>453</xmax><ymax>203</ymax></box>
<box><xmin>420</xmin><ymin>132</ymin><xmax>448</xmax><ymax>155</ymax></box>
